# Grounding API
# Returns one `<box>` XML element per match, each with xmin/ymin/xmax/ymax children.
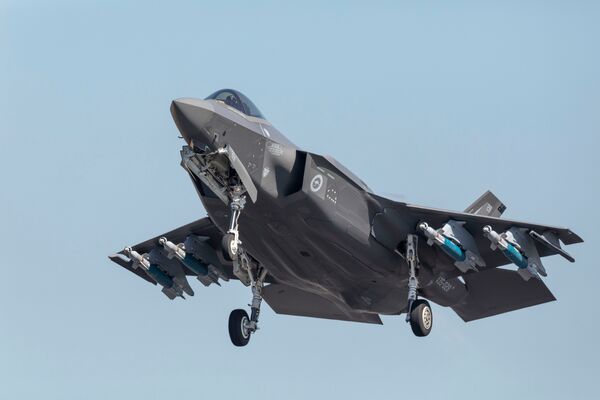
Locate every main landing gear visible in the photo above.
<box><xmin>220</xmin><ymin>188</ymin><xmax>267</xmax><ymax>347</ymax></box>
<box><xmin>228</xmin><ymin>261</ymin><xmax>268</xmax><ymax>347</ymax></box>
<box><xmin>404</xmin><ymin>234</ymin><xmax>433</xmax><ymax>337</ymax></box>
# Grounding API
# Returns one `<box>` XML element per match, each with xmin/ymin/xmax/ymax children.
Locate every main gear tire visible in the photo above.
<box><xmin>228</xmin><ymin>309</ymin><xmax>251</xmax><ymax>347</ymax></box>
<box><xmin>409</xmin><ymin>299</ymin><xmax>433</xmax><ymax>337</ymax></box>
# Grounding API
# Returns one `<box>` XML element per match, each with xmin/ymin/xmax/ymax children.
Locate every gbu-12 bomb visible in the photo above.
<box><xmin>124</xmin><ymin>247</ymin><xmax>150</xmax><ymax>269</ymax></box>
<box><xmin>184</xmin><ymin>235</ymin><xmax>230</xmax><ymax>284</ymax></box>
<box><xmin>159</xmin><ymin>237</ymin><xmax>210</xmax><ymax>277</ymax></box>
<box><xmin>419</xmin><ymin>221</ymin><xmax>486</xmax><ymax>272</ymax></box>
<box><xmin>482</xmin><ymin>226</ymin><xmax>546</xmax><ymax>281</ymax></box>
<box><xmin>419</xmin><ymin>223</ymin><xmax>465</xmax><ymax>261</ymax></box>
<box><xmin>482</xmin><ymin>227</ymin><xmax>527</xmax><ymax>268</ymax></box>
<box><xmin>159</xmin><ymin>236</ymin><xmax>224</xmax><ymax>287</ymax></box>
<box><xmin>124</xmin><ymin>246</ymin><xmax>177</xmax><ymax>290</ymax></box>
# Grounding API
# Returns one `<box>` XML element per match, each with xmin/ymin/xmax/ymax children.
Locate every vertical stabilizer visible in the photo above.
<box><xmin>464</xmin><ymin>190</ymin><xmax>506</xmax><ymax>218</ymax></box>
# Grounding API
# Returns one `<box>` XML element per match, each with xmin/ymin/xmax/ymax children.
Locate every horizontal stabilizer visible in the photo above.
<box><xmin>262</xmin><ymin>284</ymin><xmax>382</xmax><ymax>324</ymax></box>
<box><xmin>451</xmin><ymin>268</ymin><xmax>556</xmax><ymax>322</ymax></box>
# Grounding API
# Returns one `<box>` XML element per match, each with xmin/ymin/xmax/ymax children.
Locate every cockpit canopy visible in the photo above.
<box><xmin>205</xmin><ymin>89</ymin><xmax>265</xmax><ymax>119</ymax></box>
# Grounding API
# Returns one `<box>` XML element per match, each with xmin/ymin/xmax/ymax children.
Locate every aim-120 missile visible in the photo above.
<box><xmin>159</xmin><ymin>237</ymin><xmax>209</xmax><ymax>277</ymax></box>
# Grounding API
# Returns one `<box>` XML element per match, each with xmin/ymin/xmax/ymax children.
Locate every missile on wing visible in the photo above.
<box><xmin>419</xmin><ymin>221</ymin><xmax>486</xmax><ymax>272</ymax></box>
<box><xmin>483</xmin><ymin>226</ymin><xmax>546</xmax><ymax>281</ymax></box>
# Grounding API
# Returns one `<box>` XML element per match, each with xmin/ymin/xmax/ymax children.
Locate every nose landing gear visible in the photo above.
<box><xmin>222</xmin><ymin>190</ymin><xmax>246</xmax><ymax>261</ymax></box>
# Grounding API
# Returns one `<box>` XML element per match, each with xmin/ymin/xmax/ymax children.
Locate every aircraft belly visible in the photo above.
<box><xmin>237</xmin><ymin>217</ymin><xmax>409</xmax><ymax>315</ymax></box>
<box><xmin>223</xmin><ymin>186</ymin><xmax>408</xmax><ymax>314</ymax></box>
<box><xmin>197</xmin><ymin>148</ymin><xmax>411</xmax><ymax>315</ymax></box>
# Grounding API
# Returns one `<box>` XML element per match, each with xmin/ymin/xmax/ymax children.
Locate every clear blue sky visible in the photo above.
<box><xmin>1</xmin><ymin>1</ymin><xmax>598</xmax><ymax>399</ymax></box>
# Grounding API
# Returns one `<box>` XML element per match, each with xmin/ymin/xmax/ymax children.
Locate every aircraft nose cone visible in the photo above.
<box><xmin>170</xmin><ymin>98</ymin><xmax>215</xmax><ymax>146</ymax></box>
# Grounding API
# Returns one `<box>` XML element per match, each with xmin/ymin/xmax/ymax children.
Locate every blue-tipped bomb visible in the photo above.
<box><xmin>182</xmin><ymin>254</ymin><xmax>209</xmax><ymax>276</ymax></box>
<box><xmin>419</xmin><ymin>222</ymin><xmax>466</xmax><ymax>262</ymax></box>
<box><xmin>482</xmin><ymin>226</ymin><xmax>529</xmax><ymax>269</ymax></box>
<box><xmin>147</xmin><ymin>264</ymin><xmax>175</xmax><ymax>288</ymax></box>
<box><xmin>419</xmin><ymin>221</ymin><xmax>486</xmax><ymax>272</ymax></box>
<box><xmin>501</xmin><ymin>243</ymin><xmax>528</xmax><ymax>269</ymax></box>
<box><xmin>159</xmin><ymin>237</ymin><xmax>225</xmax><ymax>287</ymax></box>
<box><xmin>159</xmin><ymin>237</ymin><xmax>210</xmax><ymax>276</ymax></box>
<box><xmin>124</xmin><ymin>246</ymin><xmax>183</xmax><ymax>297</ymax></box>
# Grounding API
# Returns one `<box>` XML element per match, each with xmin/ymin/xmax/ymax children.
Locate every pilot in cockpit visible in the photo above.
<box><xmin>224</xmin><ymin>94</ymin><xmax>242</xmax><ymax>110</ymax></box>
<box><xmin>205</xmin><ymin>89</ymin><xmax>265</xmax><ymax>120</ymax></box>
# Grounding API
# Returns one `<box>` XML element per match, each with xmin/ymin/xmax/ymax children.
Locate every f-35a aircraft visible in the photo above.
<box><xmin>110</xmin><ymin>89</ymin><xmax>582</xmax><ymax>346</ymax></box>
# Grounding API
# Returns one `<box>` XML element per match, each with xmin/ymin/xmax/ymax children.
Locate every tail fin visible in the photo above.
<box><xmin>464</xmin><ymin>190</ymin><xmax>506</xmax><ymax>218</ymax></box>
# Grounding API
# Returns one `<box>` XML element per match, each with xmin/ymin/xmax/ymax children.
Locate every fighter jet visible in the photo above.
<box><xmin>110</xmin><ymin>89</ymin><xmax>582</xmax><ymax>346</ymax></box>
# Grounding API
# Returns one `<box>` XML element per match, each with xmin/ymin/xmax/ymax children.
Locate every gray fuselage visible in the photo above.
<box><xmin>170</xmin><ymin>97</ymin><xmax>457</xmax><ymax>316</ymax></box>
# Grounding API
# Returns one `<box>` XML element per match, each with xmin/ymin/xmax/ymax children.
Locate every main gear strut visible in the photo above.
<box><xmin>228</xmin><ymin>258</ymin><xmax>268</xmax><ymax>347</ymax></box>
<box><xmin>404</xmin><ymin>233</ymin><xmax>433</xmax><ymax>337</ymax></box>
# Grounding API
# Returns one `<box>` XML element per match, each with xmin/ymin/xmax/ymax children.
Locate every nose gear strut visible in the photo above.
<box><xmin>222</xmin><ymin>190</ymin><xmax>246</xmax><ymax>261</ymax></box>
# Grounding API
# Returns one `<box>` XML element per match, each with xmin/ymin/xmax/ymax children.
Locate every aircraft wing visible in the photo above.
<box><xmin>403</xmin><ymin>203</ymin><xmax>582</xmax><ymax>265</ymax></box>
<box><xmin>109</xmin><ymin>217</ymin><xmax>236</xmax><ymax>298</ymax></box>
<box><xmin>399</xmin><ymin>202</ymin><xmax>582</xmax><ymax>320</ymax></box>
